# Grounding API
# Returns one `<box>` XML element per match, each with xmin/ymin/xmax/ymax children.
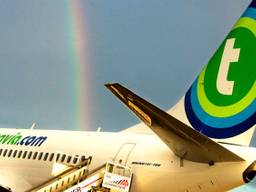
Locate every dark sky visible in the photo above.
<box><xmin>0</xmin><ymin>0</ymin><xmax>254</xmax><ymax>190</ymax></box>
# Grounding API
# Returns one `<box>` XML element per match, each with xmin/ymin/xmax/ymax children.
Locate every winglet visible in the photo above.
<box><xmin>106</xmin><ymin>83</ymin><xmax>244</xmax><ymax>164</ymax></box>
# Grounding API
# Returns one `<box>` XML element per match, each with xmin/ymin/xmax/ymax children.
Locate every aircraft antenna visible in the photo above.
<box><xmin>30</xmin><ymin>122</ymin><xmax>37</xmax><ymax>130</ymax></box>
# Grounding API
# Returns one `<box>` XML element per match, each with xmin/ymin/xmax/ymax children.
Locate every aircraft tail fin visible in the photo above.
<box><xmin>168</xmin><ymin>0</ymin><xmax>256</xmax><ymax>146</ymax></box>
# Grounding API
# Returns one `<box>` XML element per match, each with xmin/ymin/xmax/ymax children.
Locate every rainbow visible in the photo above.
<box><xmin>65</xmin><ymin>0</ymin><xmax>92</xmax><ymax>131</ymax></box>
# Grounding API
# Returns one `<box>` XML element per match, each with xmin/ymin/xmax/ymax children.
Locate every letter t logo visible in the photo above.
<box><xmin>216</xmin><ymin>38</ymin><xmax>240</xmax><ymax>95</ymax></box>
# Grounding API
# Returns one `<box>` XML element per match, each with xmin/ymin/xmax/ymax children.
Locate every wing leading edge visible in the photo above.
<box><xmin>105</xmin><ymin>83</ymin><xmax>244</xmax><ymax>164</ymax></box>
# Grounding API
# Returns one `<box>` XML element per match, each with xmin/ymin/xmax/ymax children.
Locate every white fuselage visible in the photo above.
<box><xmin>0</xmin><ymin>128</ymin><xmax>255</xmax><ymax>192</ymax></box>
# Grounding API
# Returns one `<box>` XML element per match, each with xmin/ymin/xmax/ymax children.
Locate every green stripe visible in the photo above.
<box><xmin>233</xmin><ymin>17</ymin><xmax>256</xmax><ymax>36</ymax></box>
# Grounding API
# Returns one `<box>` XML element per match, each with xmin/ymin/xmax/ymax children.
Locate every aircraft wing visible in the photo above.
<box><xmin>105</xmin><ymin>83</ymin><xmax>244</xmax><ymax>164</ymax></box>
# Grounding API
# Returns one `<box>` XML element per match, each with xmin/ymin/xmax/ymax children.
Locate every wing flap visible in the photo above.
<box><xmin>106</xmin><ymin>83</ymin><xmax>244</xmax><ymax>163</ymax></box>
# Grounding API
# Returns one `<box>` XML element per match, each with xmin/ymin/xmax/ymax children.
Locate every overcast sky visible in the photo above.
<box><xmin>0</xmin><ymin>0</ymin><xmax>254</xmax><ymax>190</ymax></box>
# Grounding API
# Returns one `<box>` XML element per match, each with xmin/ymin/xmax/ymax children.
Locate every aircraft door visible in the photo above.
<box><xmin>114</xmin><ymin>143</ymin><xmax>136</xmax><ymax>166</ymax></box>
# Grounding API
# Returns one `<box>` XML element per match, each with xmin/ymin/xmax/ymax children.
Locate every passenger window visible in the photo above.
<box><xmin>44</xmin><ymin>153</ymin><xmax>49</xmax><ymax>161</ymax></box>
<box><xmin>56</xmin><ymin>154</ymin><xmax>60</xmax><ymax>161</ymax></box>
<box><xmin>61</xmin><ymin>154</ymin><xmax>66</xmax><ymax>162</ymax></box>
<box><xmin>49</xmin><ymin>153</ymin><xmax>54</xmax><ymax>161</ymax></box>
<box><xmin>67</xmin><ymin>156</ymin><xmax>71</xmax><ymax>163</ymax></box>
<box><xmin>73</xmin><ymin>156</ymin><xmax>78</xmax><ymax>164</ymax></box>
<box><xmin>33</xmin><ymin>152</ymin><xmax>38</xmax><ymax>160</ymax></box>
<box><xmin>81</xmin><ymin>155</ymin><xmax>86</xmax><ymax>162</ymax></box>
<box><xmin>23</xmin><ymin>151</ymin><xmax>27</xmax><ymax>159</ymax></box>
<box><xmin>0</xmin><ymin>149</ymin><xmax>2</xmax><ymax>156</ymax></box>
<box><xmin>38</xmin><ymin>152</ymin><xmax>43</xmax><ymax>160</ymax></box>
<box><xmin>3</xmin><ymin>149</ymin><xmax>8</xmax><ymax>157</ymax></box>
<box><xmin>13</xmin><ymin>150</ymin><xmax>17</xmax><ymax>158</ymax></box>
<box><xmin>8</xmin><ymin>149</ymin><xmax>12</xmax><ymax>157</ymax></box>
<box><xmin>18</xmin><ymin>150</ymin><xmax>22</xmax><ymax>158</ymax></box>
<box><xmin>28</xmin><ymin>151</ymin><xmax>33</xmax><ymax>159</ymax></box>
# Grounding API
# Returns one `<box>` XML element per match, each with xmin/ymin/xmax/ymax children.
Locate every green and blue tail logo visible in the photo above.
<box><xmin>184</xmin><ymin>1</ymin><xmax>256</xmax><ymax>139</ymax></box>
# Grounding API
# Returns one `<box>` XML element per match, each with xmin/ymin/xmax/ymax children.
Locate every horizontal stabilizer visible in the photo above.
<box><xmin>106</xmin><ymin>83</ymin><xmax>244</xmax><ymax>164</ymax></box>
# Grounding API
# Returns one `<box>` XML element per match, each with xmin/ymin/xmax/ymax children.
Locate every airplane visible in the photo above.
<box><xmin>0</xmin><ymin>0</ymin><xmax>255</xmax><ymax>191</ymax></box>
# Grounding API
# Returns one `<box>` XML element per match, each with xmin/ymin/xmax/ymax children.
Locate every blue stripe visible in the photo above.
<box><xmin>242</xmin><ymin>7</ymin><xmax>256</xmax><ymax>20</ymax></box>
<box><xmin>249</xmin><ymin>0</ymin><xmax>256</xmax><ymax>8</ymax></box>
<box><xmin>189</xmin><ymin>80</ymin><xmax>256</xmax><ymax>128</ymax></box>
<box><xmin>184</xmin><ymin>88</ymin><xmax>256</xmax><ymax>139</ymax></box>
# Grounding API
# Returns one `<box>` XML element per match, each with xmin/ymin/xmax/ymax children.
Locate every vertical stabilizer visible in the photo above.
<box><xmin>169</xmin><ymin>1</ymin><xmax>256</xmax><ymax>146</ymax></box>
